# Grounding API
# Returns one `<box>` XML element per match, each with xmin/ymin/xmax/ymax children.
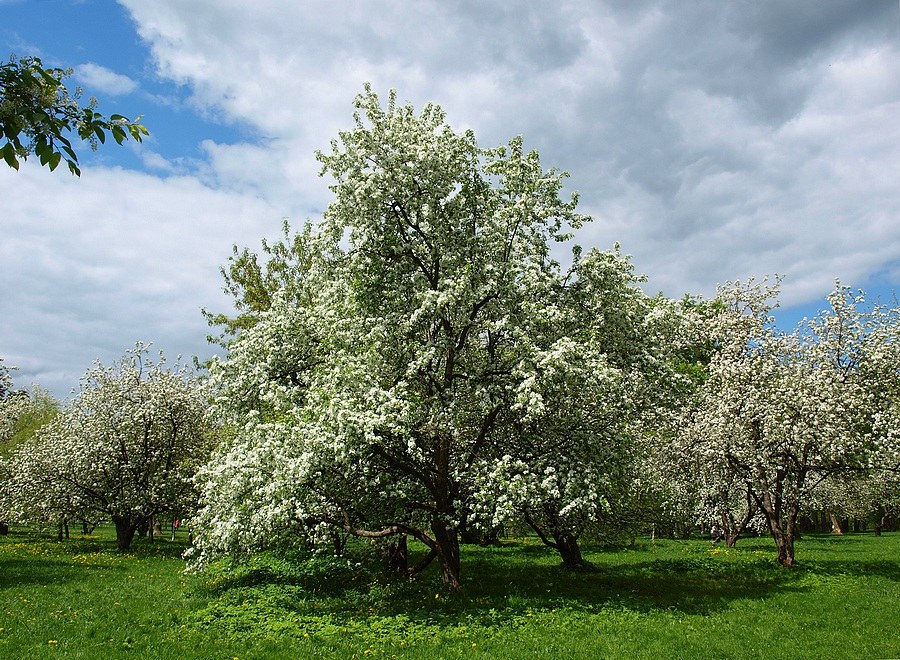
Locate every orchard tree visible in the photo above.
<box><xmin>0</xmin><ymin>361</ymin><xmax>58</xmax><ymax>534</ymax></box>
<box><xmin>1</xmin><ymin>56</ymin><xmax>147</xmax><ymax>175</ymax></box>
<box><xmin>4</xmin><ymin>345</ymin><xmax>211</xmax><ymax>550</ymax></box>
<box><xmin>0</xmin><ymin>359</ymin><xmax>27</xmax><ymax>445</ymax></box>
<box><xmin>675</xmin><ymin>280</ymin><xmax>900</xmax><ymax>565</ymax></box>
<box><xmin>472</xmin><ymin>249</ymin><xmax>690</xmax><ymax>567</ymax></box>
<box><xmin>193</xmin><ymin>87</ymin><xmax>638</xmax><ymax>587</ymax></box>
<box><xmin>813</xmin><ymin>467</ymin><xmax>900</xmax><ymax>535</ymax></box>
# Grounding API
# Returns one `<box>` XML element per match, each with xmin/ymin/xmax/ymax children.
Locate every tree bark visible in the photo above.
<box><xmin>553</xmin><ymin>531</ymin><xmax>585</xmax><ymax>569</ymax></box>
<box><xmin>112</xmin><ymin>515</ymin><xmax>139</xmax><ymax>551</ymax></box>
<box><xmin>431</xmin><ymin>517</ymin><xmax>461</xmax><ymax>589</ymax></box>
<box><xmin>829</xmin><ymin>511</ymin><xmax>843</xmax><ymax>535</ymax></box>
<box><xmin>756</xmin><ymin>490</ymin><xmax>798</xmax><ymax>567</ymax></box>
<box><xmin>384</xmin><ymin>535</ymin><xmax>408</xmax><ymax>574</ymax></box>
<box><xmin>524</xmin><ymin>513</ymin><xmax>586</xmax><ymax>569</ymax></box>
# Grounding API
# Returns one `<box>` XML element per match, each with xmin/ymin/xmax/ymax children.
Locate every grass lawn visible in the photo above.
<box><xmin>1</xmin><ymin>527</ymin><xmax>898</xmax><ymax>659</ymax></box>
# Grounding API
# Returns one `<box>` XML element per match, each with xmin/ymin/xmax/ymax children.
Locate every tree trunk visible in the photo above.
<box><xmin>757</xmin><ymin>490</ymin><xmax>798</xmax><ymax>567</ymax></box>
<box><xmin>774</xmin><ymin>529</ymin><xmax>795</xmax><ymax>566</ymax></box>
<box><xmin>112</xmin><ymin>515</ymin><xmax>139</xmax><ymax>551</ymax></box>
<box><xmin>829</xmin><ymin>511</ymin><xmax>843</xmax><ymax>535</ymax></box>
<box><xmin>431</xmin><ymin>518</ymin><xmax>461</xmax><ymax>589</ymax></box>
<box><xmin>554</xmin><ymin>531</ymin><xmax>585</xmax><ymax>569</ymax></box>
<box><xmin>384</xmin><ymin>535</ymin><xmax>408</xmax><ymax>574</ymax></box>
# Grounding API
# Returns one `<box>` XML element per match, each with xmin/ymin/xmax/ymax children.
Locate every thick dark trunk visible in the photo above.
<box><xmin>432</xmin><ymin>518</ymin><xmax>461</xmax><ymax>589</ymax></box>
<box><xmin>524</xmin><ymin>513</ymin><xmax>586</xmax><ymax>569</ymax></box>
<box><xmin>774</xmin><ymin>531</ymin><xmax>795</xmax><ymax>566</ymax></box>
<box><xmin>554</xmin><ymin>531</ymin><xmax>585</xmax><ymax>569</ymax></box>
<box><xmin>384</xmin><ymin>535</ymin><xmax>408</xmax><ymax>574</ymax></box>
<box><xmin>112</xmin><ymin>515</ymin><xmax>139</xmax><ymax>551</ymax></box>
<box><xmin>329</xmin><ymin>530</ymin><xmax>348</xmax><ymax>556</ymax></box>
<box><xmin>757</xmin><ymin>491</ymin><xmax>798</xmax><ymax>567</ymax></box>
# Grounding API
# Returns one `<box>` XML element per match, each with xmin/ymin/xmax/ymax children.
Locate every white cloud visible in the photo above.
<box><xmin>0</xmin><ymin>163</ymin><xmax>289</xmax><ymax>397</ymax></box>
<box><xmin>75</xmin><ymin>62</ymin><xmax>139</xmax><ymax>96</ymax></box>
<box><xmin>4</xmin><ymin>0</ymin><xmax>900</xmax><ymax>397</ymax></box>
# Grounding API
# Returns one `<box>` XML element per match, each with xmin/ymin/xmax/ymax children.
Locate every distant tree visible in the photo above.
<box><xmin>1</xmin><ymin>385</ymin><xmax>58</xmax><ymax>455</ymax></box>
<box><xmin>3</xmin><ymin>345</ymin><xmax>211</xmax><ymax>550</ymax></box>
<box><xmin>0</xmin><ymin>55</ymin><xmax>147</xmax><ymax>175</ymax></box>
<box><xmin>0</xmin><ymin>358</ymin><xmax>13</xmax><ymax>399</ymax></box>
<box><xmin>673</xmin><ymin>280</ymin><xmax>900</xmax><ymax>566</ymax></box>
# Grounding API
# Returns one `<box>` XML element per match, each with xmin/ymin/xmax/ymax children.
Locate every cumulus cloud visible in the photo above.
<box><xmin>75</xmin><ymin>62</ymin><xmax>139</xmax><ymax>96</ymax></box>
<box><xmin>0</xmin><ymin>164</ymin><xmax>290</xmax><ymax>397</ymax></box>
<box><xmin>115</xmin><ymin>0</ymin><xmax>900</xmax><ymax>301</ymax></box>
<box><xmin>3</xmin><ymin>0</ymin><xmax>899</xmax><ymax>396</ymax></box>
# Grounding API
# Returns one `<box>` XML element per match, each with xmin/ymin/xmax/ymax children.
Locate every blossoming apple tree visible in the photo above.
<box><xmin>191</xmin><ymin>87</ymin><xmax>681</xmax><ymax>587</ymax></box>
<box><xmin>470</xmin><ymin>249</ymin><xmax>691</xmax><ymax>567</ymax></box>
<box><xmin>673</xmin><ymin>279</ymin><xmax>900</xmax><ymax>565</ymax></box>
<box><xmin>3</xmin><ymin>346</ymin><xmax>211</xmax><ymax>550</ymax></box>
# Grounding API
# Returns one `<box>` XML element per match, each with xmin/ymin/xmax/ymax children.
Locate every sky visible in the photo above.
<box><xmin>1</xmin><ymin>0</ymin><xmax>899</xmax><ymax>399</ymax></box>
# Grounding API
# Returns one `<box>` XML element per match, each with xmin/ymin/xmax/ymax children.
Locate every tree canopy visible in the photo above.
<box><xmin>190</xmin><ymin>87</ymin><xmax>686</xmax><ymax>587</ymax></box>
<box><xmin>669</xmin><ymin>279</ymin><xmax>900</xmax><ymax>564</ymax></box>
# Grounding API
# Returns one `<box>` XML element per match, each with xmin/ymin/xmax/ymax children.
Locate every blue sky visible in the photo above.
<box><xmin>2</xmin><ymin>0</ymin><xmax>899</xmax><ymax>398</ymax></box>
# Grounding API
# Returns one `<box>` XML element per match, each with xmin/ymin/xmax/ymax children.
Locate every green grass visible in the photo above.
<box><xmin>1</xmin><ymin>528</ymin><xmax>898</xmax><ymax>659</ymax></box>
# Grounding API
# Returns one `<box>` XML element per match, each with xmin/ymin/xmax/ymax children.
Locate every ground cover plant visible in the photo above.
<box><xmin>1</xmin><ymin>526</ymin><xmax>898</xmax><ymax>659</ymax></box>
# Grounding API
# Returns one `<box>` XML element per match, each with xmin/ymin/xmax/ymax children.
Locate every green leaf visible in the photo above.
<box><xmin>93</xmin><ymin>125</ymin><xmax>106</xmax><ymax>144</ymax></box>
<box><xmin>62</xmin><ymin>144</ymin><xmax>79</xmax><ymax>163</ymax></box>
<box><xmin>48</xmin><ymin>151</ymin><xmax>62</xmax><ymax>171</ymax></box>
<box><xmin>111</xmin><ymin>125</ymin><xmax>127</xmax><ymax>145</ymax></box>
<box><xmin>3</xmin><ymin>144</ymin><xmax>21</xmax><ymax>170</ymax></box>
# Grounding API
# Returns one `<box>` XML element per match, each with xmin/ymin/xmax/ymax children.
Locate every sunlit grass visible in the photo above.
<box><xmin>1</xmin><ymin>527</ymin><xmax>898</xmax><ymax>658</ymax></box>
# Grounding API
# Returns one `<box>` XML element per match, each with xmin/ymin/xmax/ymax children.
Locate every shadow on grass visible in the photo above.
<box><xmin>194</xmin><ymin>538</ymin><xmax>818</xmax><ymax>639</ymax></box>
<box><xmin>0</xmin><ymin>528</ymin><xmax>190</xmax><ymax>589</ymax></box>
<box><xmin>0</xmin><ymin>555</ymin><xmax>127</xmax><ymax>589</ymax></box>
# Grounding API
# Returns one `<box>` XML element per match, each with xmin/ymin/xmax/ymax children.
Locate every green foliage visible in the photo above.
<box><xmin>0</xmin><ymin>55</ymin><xmax>147</xmax><ymax>176</ymax></box>
<box><xmin>203</xmin><ymin>220</ymin><xmax>316</xmax><ymax>345</ymax></box>
<box><xmin>3</xmin><ymin>386</ymin><xmax>58</xmax><ymax>455</ymax></box>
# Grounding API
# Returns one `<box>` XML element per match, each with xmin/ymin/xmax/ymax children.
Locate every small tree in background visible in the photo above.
<box><xmin>3</xmin><ymin>345</ymin><xmax>211</xmax><ymax>550</ymax></box>
<box><xmin>673</xmin><ymin>280</ymin><xmax>900</xmax><ymax>566</ymax></box>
